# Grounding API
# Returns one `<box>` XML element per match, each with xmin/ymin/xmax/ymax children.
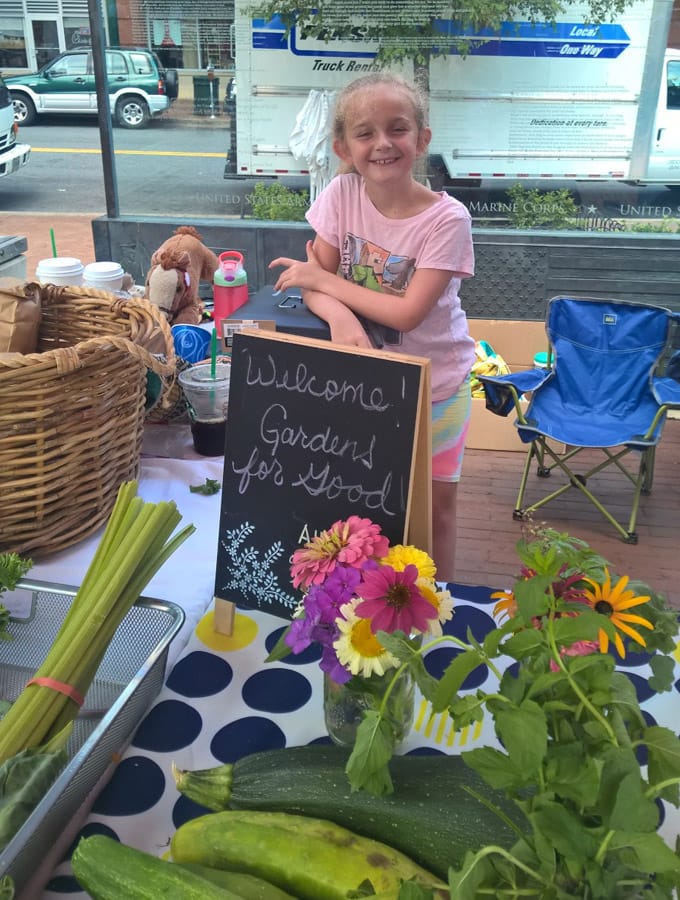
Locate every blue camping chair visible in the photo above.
<box><xmin>478</xmin><ymin>296</ymin><xmax>680</xmax><ymax>543</ymax></box>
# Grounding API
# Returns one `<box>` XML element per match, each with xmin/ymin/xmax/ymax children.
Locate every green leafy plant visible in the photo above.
<box><xmin>0</xmin><ymin>552</ymin><xmax>33</xmax><ymax>642</ymax></box>
<box><xmin>627</xmin><ymin>217</ymin><xmax>680</xmax><ymax>234</ymax></box>
<box><xmin>189</xmin><ymin>478</ymin><xmax>221</xmax><ymax>495</ymax></box>
<box><xmin>248</xmin><ymin>181</ymin><xmax>310</xmax><ymax>222</ymax></box>
<box><xmin>347</xmin><ymin>525</ymin><xmax>680</xmax><ymax>899</ymax></box>
<box><xmin>505</xmin><ymin>183</ymin><xmax>581</xmax><ymax>230</ymax></box>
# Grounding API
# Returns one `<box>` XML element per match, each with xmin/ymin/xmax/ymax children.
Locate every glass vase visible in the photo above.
<box><xmin>323</xmin><ymin>669</ymin><xmax>415</xmax><ymax>747</ymax></box>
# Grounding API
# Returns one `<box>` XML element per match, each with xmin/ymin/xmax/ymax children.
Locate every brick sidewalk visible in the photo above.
<box><xmin>2</xmin><ymin>212</ymin><xmax>98</xmax><ymax>278</ymax></box>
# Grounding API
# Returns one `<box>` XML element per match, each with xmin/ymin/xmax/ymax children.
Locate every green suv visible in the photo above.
<box><xmin>4</xmin><ymin>47</ymin><xmax>178</xmax><ymax>129</ymax></box>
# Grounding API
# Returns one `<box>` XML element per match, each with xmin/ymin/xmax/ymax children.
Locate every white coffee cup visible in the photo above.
<box><xmin>36</xmin><ymin>257</ymin><xmax>84</xmax><ymax>286</ymax></box>
<box><xmin>83</xmin><ymin>261</ymin><xmax>125</xmax><ymax>292</ymax></box>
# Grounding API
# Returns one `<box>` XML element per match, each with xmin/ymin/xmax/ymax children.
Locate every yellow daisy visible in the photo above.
<box><xmin>583</xmin><ymin>569</ymin><xmax>653</xmax><ymax>658</ymax></box>
<box><xmin>382</xmin><ymin>545</ymin><xmax>437</xmax><ymax>580</ymax></box>
<box><xmin>333</xmin><ymin>600</ymin><xmax>399</xmax><ymax>678</ymax></box>
<box><xmin>417</xmin><ymin>578</ymin><xmax>454</xmax><ymax>636</ymax></box>
<box><xmin>491</xmin><ymin>589</ymin><xmax>518</xmax><ymax>623</ymax></box>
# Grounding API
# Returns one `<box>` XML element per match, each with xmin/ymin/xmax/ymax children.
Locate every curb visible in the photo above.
<box><xmin>162</xmin><ymin>99</ymin><xmax>230</xmax><ymax>129</ymax></box>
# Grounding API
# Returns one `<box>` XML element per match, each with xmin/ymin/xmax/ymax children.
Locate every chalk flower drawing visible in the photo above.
<box><xmin>219</xmin><ymin>522</ymin><xmax>297</xmax><ymax>610</ymax></box>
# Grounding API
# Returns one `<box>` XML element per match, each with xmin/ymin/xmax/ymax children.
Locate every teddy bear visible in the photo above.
<box><xmin>144</xmin><ymin>226</ymin><xmax>219</xmax><ymax>325</ymax></box>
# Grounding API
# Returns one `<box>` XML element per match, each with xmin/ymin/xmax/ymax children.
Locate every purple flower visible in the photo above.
<box><xmin>320</xmin><ymin>644</ymin><xmax>352</xmax><ymax>683</ymax></box>
<box><xmin>285</xmin><ymin>612</ymin><xmax>318</xmax><ymax>654</ymax></box>
<box><xmin>314</xmin><ymin>565</ymin><xmax>361</xmax><ymax>624</ymax></box>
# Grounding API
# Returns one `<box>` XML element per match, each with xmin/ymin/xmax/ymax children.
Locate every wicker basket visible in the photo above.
<box><xmin>0</xmin><ymin>282</ymin><xmax>176</xmax><ymax>557</ymax></box>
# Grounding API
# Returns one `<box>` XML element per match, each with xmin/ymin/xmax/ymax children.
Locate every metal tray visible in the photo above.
<box><xmin>0</xmin><ymin>579</ymin><xmax>185</xmax><ymax>895</ymax></box>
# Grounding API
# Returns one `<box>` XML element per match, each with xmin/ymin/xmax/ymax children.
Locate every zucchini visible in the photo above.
<box><xmin>175</xmin><ymin>862</ymin><xmax>298</xmax><ymax>899</ymax></box>
<box><xmin>173</xmin><ymin>744</ymin><xmax>524</xmax><ymax>880</ymax></box>
<box><xmin>170</xmin><ymin>809</ymin><xmax>442</xmax><ymax>900</ymax></box>
<box><xmin>71</xmin><ymin>834</ymin><xmax>239</xmax><ymax>899</ymax></box>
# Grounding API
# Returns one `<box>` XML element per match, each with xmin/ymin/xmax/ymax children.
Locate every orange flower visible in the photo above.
<box><xmin>583</xmin><ymin>569</ymin><xmax>653</xmax><ymax>658</ymax></box>
<box><xmin>491</xmin><ymin>589</ymin><xmax>518</xmax><ymax>623</ymax></box>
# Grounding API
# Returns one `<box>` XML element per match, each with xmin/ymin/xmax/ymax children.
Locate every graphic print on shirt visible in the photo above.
<box><xmin>342</xmin><ymin>232</ymin><xmax>416</xmax><ymax>294</ymax></box>
<box><xmin>341</xmin><ymin>232</ymin><xmax>416</xmax><ymax>345</ymax></box>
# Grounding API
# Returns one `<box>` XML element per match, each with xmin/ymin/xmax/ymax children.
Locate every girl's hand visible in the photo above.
<box><xmin>327</xmin><ymin>311</ymin><xmax>372</xmax><ymax>349</ymax></box>
<box><xmin>269</xmin><ymin>241</ymin><xmax>329</xmax><ymax>293</ymax></box>
<box><xmin>303</xmin><ymin>290</ymin><xmax>371</xmax><ymax>349</ymax></box>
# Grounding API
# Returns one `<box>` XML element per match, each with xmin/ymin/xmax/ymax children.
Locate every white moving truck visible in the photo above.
<box><xmin>0</xmin><ymin>74</ymin><xmax>30</xmax><ymax>180</ymax></box>
<box><xmin>226</xmin><ymin>0</ymin><xmax>680</xmax><ymax>186</ymax></box>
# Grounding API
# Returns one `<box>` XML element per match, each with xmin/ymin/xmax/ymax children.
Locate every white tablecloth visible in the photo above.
<box><xmin>9</xmin><ymin>424</ymin><xmax>678</xmax><ymax>898</ymax></box>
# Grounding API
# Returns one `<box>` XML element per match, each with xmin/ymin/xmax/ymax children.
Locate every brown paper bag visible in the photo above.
<box><xmin>0</xmin><ymin>279</ymin><xmax>41</xmax><ymax>353</ymax></box>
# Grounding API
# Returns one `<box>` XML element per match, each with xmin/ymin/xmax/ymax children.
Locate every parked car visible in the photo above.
<box><xmin>0</xmin><ymin>72</ymin><xmax>30</xmax><ymax>178</ymax></box>
<box><xmin>4</xmin><ymin>47</ymin><xmax>178</xmax><ymax>129</ymax></box>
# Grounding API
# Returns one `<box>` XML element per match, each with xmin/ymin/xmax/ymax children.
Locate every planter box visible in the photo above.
<box><xmin>467</xmin><ymin>318</ymin><xmax>549</xmax><ymax>452</ymax></box>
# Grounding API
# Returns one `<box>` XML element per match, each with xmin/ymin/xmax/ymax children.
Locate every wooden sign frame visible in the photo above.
<box><xmin>213</xmin><ymin>329</ymin><xmax>432</xmax><ymax>634</ymax></box>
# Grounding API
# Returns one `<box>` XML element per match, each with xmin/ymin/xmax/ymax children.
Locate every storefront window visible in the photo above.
<box><xmin>0</xmin><ymin>18</ymin><xmax>27</xmax><ymax>68</ymax></box>
<box><xmin>151</xmin><ymin>19</ymin><xmax>183</xmax><ymax>68</ymax></box>
<box><xmin>64</xmin><ymin>21</ymin><xmax>91</xmax><ymax>50</ymax></box>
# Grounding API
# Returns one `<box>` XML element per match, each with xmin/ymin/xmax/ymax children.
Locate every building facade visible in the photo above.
<box><xmin>0</xmin><ymin>0</ymin><xmax>235</xmax><ymax>72</ymax></box>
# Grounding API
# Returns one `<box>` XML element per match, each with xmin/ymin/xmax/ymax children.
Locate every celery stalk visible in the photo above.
<box><xmin>0</xmin><ymin>481</ymin><xmax>195</xmax><ymax>762</ymax></box>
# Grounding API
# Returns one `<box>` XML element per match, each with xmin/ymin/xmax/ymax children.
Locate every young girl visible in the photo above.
<box><xmin>270</xmin><ymin>73</ymin><xmax>475</xmax><ymax>581</ymax></box>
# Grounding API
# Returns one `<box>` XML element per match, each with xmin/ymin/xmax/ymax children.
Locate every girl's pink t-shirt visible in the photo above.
<box><xmin>306</xmin><ymin>173</ymin><xmax>476</xmax><ymax>402</ymax></box>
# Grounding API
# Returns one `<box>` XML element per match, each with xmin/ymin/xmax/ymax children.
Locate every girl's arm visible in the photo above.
<box><xmin>289</xmin><ymin>235</ymin><xmax>371</xmax><ymax>348</ymax></box>
<box><xmin>270</xmin><ymin>237</ymin><xmax>454</xmax><ymax>333</ymax></box>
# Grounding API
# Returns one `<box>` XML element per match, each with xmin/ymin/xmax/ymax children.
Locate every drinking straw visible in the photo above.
<box><xmin>49</xmin><ymin>228</ymin><xmax>57</xmax><ymax>258</ymax></box>
<box><xmin>209</xmin><ymin>327</ymin><xmax>218</xmax><ymax>406</ymax></box>
<box><xmin>210</xmin><ymin>327</ymin><xmax>218</xmax><ymax>380</ymax></box>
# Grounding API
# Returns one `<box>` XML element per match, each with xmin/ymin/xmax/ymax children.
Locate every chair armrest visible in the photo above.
<box><xmin>477</xmin><ymin>368</ymin><xmax>551</xmax><ymax>418</ymax></box>
<box><xmin>653</xmin><ymin>374</ymin><xmax>680</xmax><ymax>409</ymax></box>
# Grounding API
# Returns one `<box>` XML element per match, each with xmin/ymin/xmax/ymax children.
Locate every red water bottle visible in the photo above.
<box><xmin>213</xmin><ymin>250</ymin><xmax>249</xmax><ymax>336</ymax></box>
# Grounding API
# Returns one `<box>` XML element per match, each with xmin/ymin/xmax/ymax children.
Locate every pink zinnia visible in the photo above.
<box><xmin>354</xmin><ymin>564</ymin><xmax>437</xmax><ymax>634</ymax></box>
<box><xmin>549</xmin><ymin>639</ymin><xmax>600</xmax><ymax>672</ymax></box>
<box><xmin>290</xmin><ymin>517</ymin><xmax>389</xmax><ymax>590</ymax></box>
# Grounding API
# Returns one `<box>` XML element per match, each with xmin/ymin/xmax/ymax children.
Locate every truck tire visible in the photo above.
<box><xmin>115</xmin><ymin>96</ymin><xmax>150</xmax><ymax>129</ymax></box>
<box><xmin>11</xmin><ymin>92</ymin><xmax>36</xmax><ymax>126</ymax></box>
<box><xmin>164</xmin><ymin>69</ymin><xmax>179</xmax><ymax>100</ymax></box>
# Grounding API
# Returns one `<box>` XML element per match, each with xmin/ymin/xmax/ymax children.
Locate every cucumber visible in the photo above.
<box><xmin>175</xmin><ymin>862</ymin><xmax>298</xmax><ymax>899</ymax></box>
<box><xmin>170</xmin><ymin>809</ymin><xmax>442</xmax><ymax>900</ymax></box>
<box><xmin>173</xmin><ymin>744</ymin><xmax>524</xmax><ymax>880</ymax></box>
<box><xmin>71</xmin><ymin>834</ymin><xmax>240</xmax><ymax>899</ymax></box>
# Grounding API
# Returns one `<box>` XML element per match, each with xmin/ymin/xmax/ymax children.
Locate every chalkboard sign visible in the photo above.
<box><xmin>213</xmin><ymin>330</ymin><xmax>431</xmax><ymax>623</ymax></box>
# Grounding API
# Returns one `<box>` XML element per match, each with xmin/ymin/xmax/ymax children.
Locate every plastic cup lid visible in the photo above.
<box><xmin>178</xmin><ymin>361</ymin><xmax>231</xmax><ymax>389</ymax></box>
<box><xmin>83</xmin><ymin>261</ymin><xmax>125</xmax><ymax>278</ymax></box>
<box><xmin>37</xmin><ymin>257</ymin><xmax>84</xmax><ymax>273</ymax></box>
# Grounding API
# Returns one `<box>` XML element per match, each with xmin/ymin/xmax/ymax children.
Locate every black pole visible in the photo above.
<box><xmin>88</xmin><ymin>0</ymin><xmax>119</xmax><ymax>217</ymax></box>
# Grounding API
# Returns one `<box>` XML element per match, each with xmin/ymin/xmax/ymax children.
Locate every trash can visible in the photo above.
<box><xmin>192</xmin><ymin>76</ymin><xmax>220</xmax><ymax>116</ymax></box>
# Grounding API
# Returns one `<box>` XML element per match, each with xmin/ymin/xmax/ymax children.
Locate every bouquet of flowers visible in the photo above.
<box><xmin>337</xmin><ymin>524</ymin><xmax>680</xmax><ymax>899</ymax></box>
<box><xmin>268</xmin><ymin>516</ymin><xmax>453</xmax><ymax>744</ymax></box>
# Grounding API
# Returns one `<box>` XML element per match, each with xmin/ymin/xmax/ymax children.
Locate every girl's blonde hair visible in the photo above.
<box><xmin>332</xmin><ymin>73</ymin><xmax>427</xmax><ymax>147</ymax></box>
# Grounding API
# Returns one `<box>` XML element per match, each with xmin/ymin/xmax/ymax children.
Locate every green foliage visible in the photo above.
<box><xmin>0</xmin><ymin>552</ymin><xmax>32</xmax><ymax>643</ymax></box>
<box><xmin>348</xmin><ymin>526</ymin><xmax>680</xmax><ymax>899</ymax></box>
<box><xmin>506</xmin><ymin>183</ymin><xmax>581</xmax><ymax>230</ymax></box>
<box><xmin>248</xmin><ymin>181</ymin><xmax>310</xmax><ymax>222</ymax></box>
<box><xmin>627</xmin><ymin>217</ymin><xmax>680</xmax><ymax>234</ymax></box>
<box><xmin>247</xmin><ymin>0</ymin><xmax>636</xmax><ymax>66</ymax></box>
<box><xmin>189</xmin><ymin>478</ymin><xmax>221</xmax><ymax>495</ymax></box>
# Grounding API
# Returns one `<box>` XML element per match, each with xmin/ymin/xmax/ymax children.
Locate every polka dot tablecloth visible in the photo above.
<box><xmin>39</xmin><ymin>582</ymin><xmax>680</xmax><ymax>898</ymax></box>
